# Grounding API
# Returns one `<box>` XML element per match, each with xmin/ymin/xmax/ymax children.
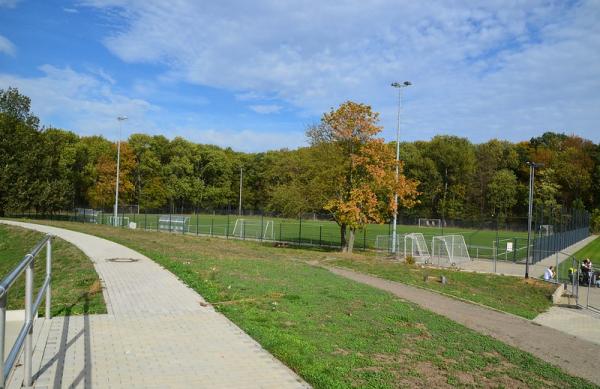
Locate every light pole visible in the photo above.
<box><xmin>114</xmin><ymin>116</ymin><xmax>128</xmax><ymax>226</ymax></box>
<box><xmin>390</xmin><ymin>81</ymin><xmax>412</xmax><ymax>255</ymax></box>
<box><xmin>525</xmin><ymin>161</ymin><xmax>544</xmax><ymax>278</ymax></box>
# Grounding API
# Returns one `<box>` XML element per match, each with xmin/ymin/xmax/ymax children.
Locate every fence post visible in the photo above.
<box><xmin>261</xmin><ymin>214</ymin><xmax>264</xmax><ymax>242</ymax></box>
<box><xmin>24</xmin><ymin>258</ymin><xmax>34</xmax><ymax>387</ymax></box>
<box><xmin>279</xmin><ymin>223</ymin><xmax>282</xmax><ymax>242</ymax></box>
<box><xmin>319</xmin><ymin>226</ymin><xmax>322</xmax><ymax>247</ymax></box>
<box><xmin>0</xmin><ymin>294</ymin><xmax>6</xmax><ymax>389</ymax></box>
<box><xmin>83</xmin><ymin>208</ymin><xmax>86</xmax><ymax>224</ymax></box>
<box><xmin>211</xmin><ymin>218</ymin><xmax>214</xmax><ymax>236</ymax></box>
<box><xmin>298</xmin><ymin>216</ymin><xmax>302</xmax><ymax>245</ymax></box>
<box><xmin>144</xmin><ymin>210</ymin><xmax>147</xmax><ymax>230</ymax></box>
<box><xmin>226</xmin><ymin>214</ymin><xmax>230</xmax><ymax>239</ymax></box>
<box><xmin>196</xmin><ymin>209</ymin><xmax>199</xmax><ymax>236</ymax></box>
<box><xmin>46</xmin><ymin>238</ymin><xmax>52</xmax><ymax>319</ymax></box>
<box><xmin>169</xmin><ymin>212</ymin><xmax>172</xmax><ymax>233</ymax></box>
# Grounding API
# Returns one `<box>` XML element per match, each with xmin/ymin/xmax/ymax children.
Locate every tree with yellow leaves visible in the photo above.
<box><xmin>308</xmin><ymin>101</ymin><xmax>419</xmax><ymax>252</ymax></box>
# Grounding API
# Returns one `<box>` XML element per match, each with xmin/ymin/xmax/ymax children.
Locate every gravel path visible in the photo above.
<box><xmin>1</xmin><ymin>220</ymin><xmax>309</xmax><ymax>389</ymax></box>
<box><xmin>328</xmin><ymin>266</ymin><xmax>600</xmax><ymax>386</ymax></box>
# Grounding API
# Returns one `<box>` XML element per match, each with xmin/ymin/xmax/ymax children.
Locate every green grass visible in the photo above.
<box><xmin>0</xmin><ymin>224</ymin><xmax>106</xmax><ymax>316</ymax></box>
<box><xmin>328</xmin><ymin>257</ymin><xmax>555</xmax><ymax>319</ymax></box>
<box><xmin>43</xmin><ymin>211</ymin><xmax>529</xmax><ymax>260</ymax></box>
<box><xmin>14</xmin><ymin>220</ymin><xmax>595</xmax><ymax>388</ymax></box>
<box><xmin>557</xmin><ymin>236</ymin><xmax>600</xmax><ymax>282</ymax></box>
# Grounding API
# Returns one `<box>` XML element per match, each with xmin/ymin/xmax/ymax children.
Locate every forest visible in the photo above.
<box><xmin>2</xmin><ymin>87</ymin><xmax>599</xmax><ymax>232</ymax></box>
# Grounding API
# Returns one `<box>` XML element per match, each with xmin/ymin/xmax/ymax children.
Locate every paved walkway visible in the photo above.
<box><xmin>328</xmin><ymin>266</ymin><xmax>600</xmax><ymax>386</ymax></box>
<box><xmin>1</xmin><ymin>220</ymin><xmax>309</xmax><ymax>389</ymax></box>
<box><xmin>460</xmin><ymin>235</ymin><xmax>598</xmax><ymax>277</ymax></box>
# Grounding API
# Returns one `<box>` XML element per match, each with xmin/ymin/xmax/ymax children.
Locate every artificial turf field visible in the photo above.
<box><xmin>79</xmin><ymin>212</ymin><xmax>529</xmax><ymax>260</ymax></box>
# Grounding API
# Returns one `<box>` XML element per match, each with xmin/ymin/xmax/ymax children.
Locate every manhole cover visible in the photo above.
<box><xmin>106</xmin><ymin>258</ymin><xmax>139</xmax><ymax>263</ymax></box>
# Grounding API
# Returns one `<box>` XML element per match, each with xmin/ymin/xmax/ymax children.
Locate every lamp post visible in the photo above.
<box><xmin>525</xmin><ymin>161</ymin><xmax>544</xmax><ymax>278</ymax></box>
<box><xmin>114</xmin><ymin>116</ymin><xmax>128</xmax><ymax>226</ymax></box>
<box><xmin>390</xmin><ymin>81</ymin><xmax>412</xmax><ymax>255</ymax></box>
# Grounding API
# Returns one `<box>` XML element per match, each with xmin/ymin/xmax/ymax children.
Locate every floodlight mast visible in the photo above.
<box><xmin>114</xmin><ymin>116</ymin><xmax>128</xmax><ymax>227</ymax></box>
<box><xmin>525</xmin><ymin>161</ymin><xmax>544</xmax><ymax>278</ymax></box>
<box><xmin>390</xmin><ymin>81</ymin><xmax>412</xmax><ymax>254</ymax></box>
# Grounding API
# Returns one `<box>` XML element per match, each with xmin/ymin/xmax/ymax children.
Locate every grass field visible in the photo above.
<box><xmin>557</xmin><ymin>236</ymin><xmax>600</xmax><ymax>282</ymax></box>
<box><xmin>0</xmin><ymin>224</ymin><xmax>106</xmax><ymax>316</ymax></box>
<box><xmin>51</xmin><ymin>211</ymin><xmax>530</xmax><ymax>260</ymax></box>
<box><xmin>328</xmin><ymin>257</ymin><xmax>555</xmax><ymax>319</ymax></box>
<box><xmin>12</xmin><ymin>220</ymin><xmax>593</xmax><ymax>388</ymax></box>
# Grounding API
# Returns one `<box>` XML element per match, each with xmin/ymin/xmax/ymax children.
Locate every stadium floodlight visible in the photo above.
<box><xmin>525</xmin><ymin>161</ymin><xmax>544</xmax><ymax>278</ymax></box>
<box><xmin>114</xmin><ymin>116</ymin><xmax>128</xmax><ymax>227</ymax></box>
<box><xmin>390</xmin><ymin>81</ymin><xmax>412</xmax><ymax>253</ymax></box>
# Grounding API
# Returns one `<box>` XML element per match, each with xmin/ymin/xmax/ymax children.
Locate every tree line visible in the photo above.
<box><xmin>2</xmin><ymin>87</ymin><xmax>600</xmax><ymax>235</ymax></box>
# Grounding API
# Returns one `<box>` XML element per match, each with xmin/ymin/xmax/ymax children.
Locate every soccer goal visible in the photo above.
<box><xmin>431</xmin><ymin>235</ymin><xmax>470</xmax><ymax>267</ymax></box>
<box><xmin>232</xmin><ymin>219</ymin><xmax>274</xmax><ymax>240</ymax></box>
<box><xmin>418</xmin><ymin>218</ymin><xmax>442</xmax><ymax>228</ymax></box>
<box><xmin>539</xmin><ymin>224</ymin><xmax>554</xmax><ymax>236</ymax></box>
<box><xmin>108</xmin><ymin>215</ymin><xmax>130</xmax><ymax>227</ymax></box>
<box><xmin>158</xmin><ymin>215</ymin><xmax>190</xmax><ymax>232</ymax></box>
<box><xmin>76</xmin><ymin>208</ymin><xmax>101</xmax><ymax>223</ymax></box>
<box><xmin>404</xmin><ymin>233</ymin><xmax>430</xmax><ymax>263</ymax></box>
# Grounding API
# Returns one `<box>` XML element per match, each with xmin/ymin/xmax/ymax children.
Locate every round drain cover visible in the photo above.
<box><xmin>106</xmin><ymin>258</ymin><xmax>139</xmax><ymax>263</ymax></box>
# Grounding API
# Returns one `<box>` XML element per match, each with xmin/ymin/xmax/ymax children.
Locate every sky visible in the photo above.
<box><xmin>0</xmin><ymin>0</ymin><xmax>599</xmax><ymax>152</ymax></box>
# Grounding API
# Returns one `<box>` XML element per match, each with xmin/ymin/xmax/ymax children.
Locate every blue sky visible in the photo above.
<box><xmin>1</xmin><ymin>0</ymin><xmax>599</xmax><ymax>152</ymax></box>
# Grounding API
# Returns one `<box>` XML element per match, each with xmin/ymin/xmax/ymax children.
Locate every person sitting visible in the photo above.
<box><xmin>543</xmin><ymin>265</ymin><xmax>555</xmax><ymax>281</ymax></box>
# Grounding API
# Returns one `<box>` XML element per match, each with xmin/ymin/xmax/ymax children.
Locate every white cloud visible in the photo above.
<box><xmin>176</xmin><ymin>127</ymin><xmax>305</xmax><ymax>152</ymax></box>
<box><xmin>63</xmin><ymin>7</ymin><xmax>79</xmax><ymax>13</ymax></box>
<box><xmin>249</xmin><ymin>104</ymin><xmax>282</xmax><ymax>114</ymax></box>
<box><xmin>80</xmin><ymin>0</ymin><xmax>600</xmax><ymax>144</ymax></box>
<box><xmin>0</xmin><ymin>35</ymin><xmax>15</xmax><ymax>56</ymax></box>
<box><xmin>0</xmin><ymin>65</ymin><xmax>156</xmax><ymax>137</ymax></box>
<box><xmin>0</xmin><ymin>0</ymin><xmax>21</xmax><ymax>8</ymax></box>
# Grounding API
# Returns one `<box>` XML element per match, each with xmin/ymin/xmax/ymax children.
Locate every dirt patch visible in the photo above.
<box><xmin>88</xmin><ymin>279</ymin><xmax>103</xmax><ymax>295</ymax></box>
<box><xmin>332</xmin><ymin>348</ymin><xmax>351</xmax><ymax>356</ymax></box>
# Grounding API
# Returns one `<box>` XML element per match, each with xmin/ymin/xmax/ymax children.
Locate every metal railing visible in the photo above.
<box><xmin>0</xmin><ymin>234</ymin><xmax>52</xmax><ymax>388</ymax></box>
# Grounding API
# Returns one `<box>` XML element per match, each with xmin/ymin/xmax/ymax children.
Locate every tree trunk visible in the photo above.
<box><xmin>347</xmin><ymin>228</ymin><xmax>356</xmax><ymax>253</ymax></box>
<box><xmin>340</xmin><ymin>223</ymin><xmax>347</xmax><ymax>252</ymax></box>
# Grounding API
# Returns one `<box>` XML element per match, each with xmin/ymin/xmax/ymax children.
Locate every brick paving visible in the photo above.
<box><xmin>1</xmin><ymin>220</ymin><xmax>309</xmax><ymax>389</ymax></box>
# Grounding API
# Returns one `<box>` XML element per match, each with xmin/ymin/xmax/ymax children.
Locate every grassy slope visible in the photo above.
<box><xmin>18</xmin><ymin>220</ymin><xmax>594</xmax><ymax>388</ymax></box>
<box><xmin>0</xmin><ymin>224</ymin><xmax>105</xmax><ymax>316</ymax></box>
<box><xmin>557</xmin><ymin>236</ymin><xmax>600</xmax><ymax>281</ymax></box>
<box><xmin>329</xmin><ymin>257</ymin><xmax>555</xmax><ymax>319</ymax></box>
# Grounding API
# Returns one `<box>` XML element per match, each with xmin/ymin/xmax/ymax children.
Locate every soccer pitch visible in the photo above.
<box><xmin>100</xmin><ymin>212</ymin><xmax>529</xmax><ymax>261</ymax></box>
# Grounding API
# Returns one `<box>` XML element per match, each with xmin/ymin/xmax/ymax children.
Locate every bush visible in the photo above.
<box><xmin>591</xmin><ymin>209</ymin><xmax>600</xmax><ymax>233</ymax></box>
<box><xmin>405</xmin><ymin>255</ymin><xmax>415</xmax><ymax>265</ymax></box>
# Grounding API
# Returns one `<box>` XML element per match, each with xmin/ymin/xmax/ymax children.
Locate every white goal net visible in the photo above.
<box><xmin>418</xmin><ymin>218</ymin><xmax>443</xmax><ymax>228</ymax></box>
<box><xmin>403</xmin><ymin>233</ymin><xmax>430</xmax><ymax>263</ymax></box>
<box><xmin>431</xmin><ymin>235</ymin><xmax>470</xmax><ymax>266</ymax></box>
<box><xmin>232</xmin><ymin>219</ymin><xmax>274</xmax><ymax>240</ymax></box>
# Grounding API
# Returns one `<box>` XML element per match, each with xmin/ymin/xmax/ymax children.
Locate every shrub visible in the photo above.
<box><xmin>591</xmin><ymin>209</ymin><xmax>600</xmax><ymax>233</ymax></box>
<box><xmin>405</xmin><ymin>255</ymin><xmax>415</xmax><ymax>265</ymax></box>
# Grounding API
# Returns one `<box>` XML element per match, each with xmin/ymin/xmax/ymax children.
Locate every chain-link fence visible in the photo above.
<box><xmin>7</xmin><ymin>206</ymin><xmax>589</xmax><ymax>262</ymax></box>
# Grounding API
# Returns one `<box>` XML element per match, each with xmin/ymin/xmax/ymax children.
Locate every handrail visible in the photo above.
<box><xmin>0</xmin><ymin>234</ymin><xmax>53</xmax><ymax>388</ymax></box>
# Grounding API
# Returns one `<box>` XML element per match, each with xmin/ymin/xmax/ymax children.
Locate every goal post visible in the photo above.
<box><xmin>404</xmin><ymin>233</ymin><xmax>430</xmax><ymax>263</ymax></box>
<box><xmin>376</xmin><ymin>233</ymin><xmax>430</xmax><ymax>263</ymax></box>
<box><xmin>418</xmin><ymin>218</ymin><xmax>442</xmax><ymax>228</ymax></box>
<box><xmin>431</xmin><ymin>235</ymin><xmax>470</xmax><ymax>267</ymax></box>
<box><xmin>232</xmin><ymin>218</ymin><xmax>274</xmax><ymax>240</ymax></box>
